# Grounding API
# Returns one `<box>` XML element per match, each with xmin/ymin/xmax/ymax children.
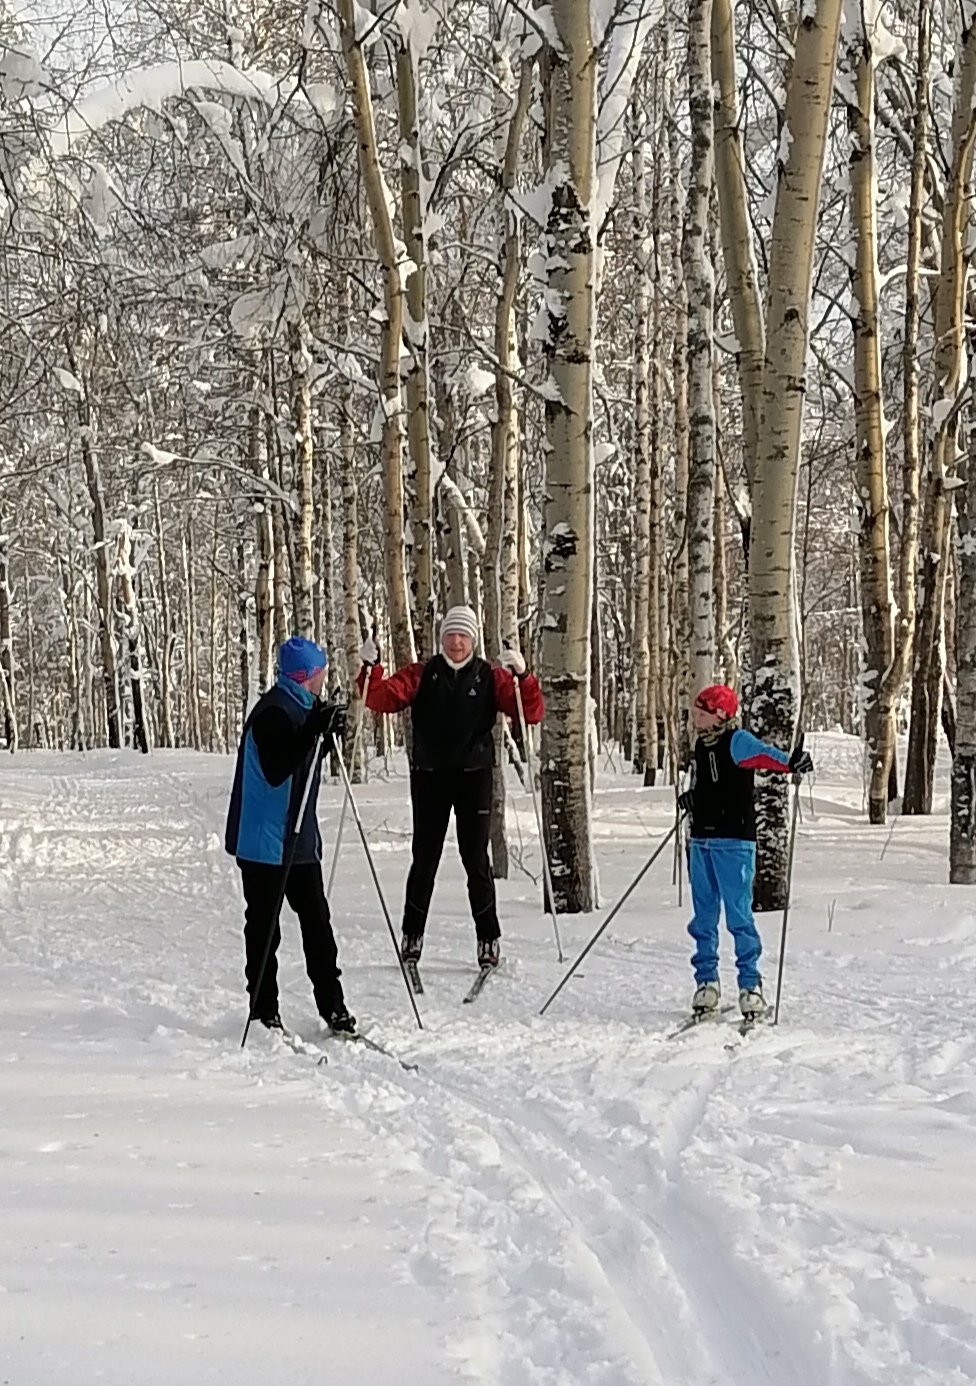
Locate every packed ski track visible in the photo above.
<box><xmin>2</xmin><ymin>734</ymin><xmax>976</xmax><ymax>1385</ymax></box>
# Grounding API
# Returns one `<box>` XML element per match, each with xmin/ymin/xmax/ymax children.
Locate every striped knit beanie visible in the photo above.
<box><xmin>440</xmin><ymin>605</ymin><xmax>479</xmax><ymax>646</ymax></box>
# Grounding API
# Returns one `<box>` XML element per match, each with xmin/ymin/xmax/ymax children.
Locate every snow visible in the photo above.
<box><xmin>50</xmin><ymin>62</ymin><xmax>277</xmax><ymax>155</ymax></box>
<box><xmin>0</xmin><ymin>46</ymin><xmax>48</xmax><ymax>102</ymax></box>
<box><xmin>594</xmin><ymin>0</ymin><xmax>662</xmax><ymax>226</ymax></box>
<box><xmin>51</xmin><ymin>367</ymin><xmax>83</xmax><ymax>395</ymax></box>
<box><xmin>48</xmin><ymin>60</ymin><xmax>339</xmax><ymax>157</ymax></box>
<box><xmin>461</xmin><ymin>363</ymin><xmax>495</xmax><ymax>398</ymax></box>
<box><xmin>395</xmin><ymin>0</ymin><xmax>440</xmax><ymax>61</ymax></box>
<box><xmin>3</xmin><ymin>734</ymin><xmax>976</xmax><ymax>1383</ymax></box>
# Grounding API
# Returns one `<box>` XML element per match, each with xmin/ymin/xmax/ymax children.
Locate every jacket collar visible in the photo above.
<box><xmin>276</xmin><ymin>671</ymin><xmax>315</xmax><ymax>710</ymax></box>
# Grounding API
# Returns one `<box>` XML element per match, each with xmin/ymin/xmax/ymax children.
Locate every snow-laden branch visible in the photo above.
<box><xmin>436</xmin><ymin>472</ymin><xmax>485</xmax><ymax>555</ymax></box>
<box><xmin>50</xmin><ymin>60</ymin><xmax>335</xmax><ymax>156</ymax></box>
<box><xmin>594</xmin><ymin>0</ymin><xmax>662</xmax><ymax>224</ymax></box>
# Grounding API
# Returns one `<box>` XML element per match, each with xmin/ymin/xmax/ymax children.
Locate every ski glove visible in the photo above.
<box><xmin>499</xmin><ymin>646</ymin><xmax>527</xmax><ymax>677</ymax></box>
<box><xmin>789</xmin><ymin>746</ymin><xmax>814</xmax><ymax>776</ymax></box>
<box><xmin>677</xmin><ymin>790</ymin><xmax>694</xmax><ymax>816</ymax></box>
<box><xmin>315</xmin><ymin>701</ymin><xmax>347</xmax><ymax>743</ymax></box>
<box><xmin>360</xmin><ymin>636</ymin><xmax>380</xmax><ymax>667</ymax></box>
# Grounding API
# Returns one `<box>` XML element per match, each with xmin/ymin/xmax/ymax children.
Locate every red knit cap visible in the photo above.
<box><xmin>695</xmin><ymin>684</ymin><xmax>739</xmax><ymax>718</ymax></box>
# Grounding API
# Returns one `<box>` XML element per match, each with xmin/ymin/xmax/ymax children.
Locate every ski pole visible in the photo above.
<box><xmin>331</xmin><ymin>732</ymin><xmax>424</xmax><ymax>1030</ymax></box>
<box><xmin>771</xmin><ymin>771</ymin><xmax>802</xmax><ymax>1026</ymax></box>
<box><xmin>539</xmin><ymin>820</ymin><xmax>679</xmax><ymax>1016</ymax></box>
<box><xmin>241</xmin><ymin>734</ymin><xmax>324</xmax><ymax>1049</ymax></box>
<box><xmin>513</xmin><ymin>675</ymin><xmax>563</xmax><ymax>963</ymax></box>
<box><xmin>327</xmin><ymin>707</ymin><xmax>365</xmax><ymax>897</ymax></box>
<box><xmin>675</xmin><ymin>801</ymin><xmax>685</xmax><ymax>908</ymax></box>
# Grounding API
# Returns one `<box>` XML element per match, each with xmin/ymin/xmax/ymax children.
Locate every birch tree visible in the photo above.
<box><xmin>684</xmin><ymin>0</ymin><xmax>717</xmax><ymax>698</ymax></box>
<box><xmin>749</xmin><ymin>0</ymin><xmax>844</xmax><ymax>909</ymax></box>
<box><xmin>538</xmin><ymin>0</ymin><xmax>600</xmax><ymax>913</ymax></box>
<box><xmin>338</xmin><ymin>0</ymin><xmax>417</xmax><ymax>668</ymax></box>
<box><xmin>711</xmin><ymin>0</ymin><xmax>764</xmax><ymax>487</ymax></box>
<box><xmin>844</xmin><ymin>0</ymin><xmax>896</xmax><ymax>826</ymax></box>
<box><xmin>904</xmin><ymin>9</ymin><xmax>976</xmax><ymax>815</ymax></box>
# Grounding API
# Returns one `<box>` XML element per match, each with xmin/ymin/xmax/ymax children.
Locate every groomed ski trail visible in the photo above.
<box><xmin>4</xmin><ymin>747</ymin><xmax>976</xmax><ymax>1386</ymax></box>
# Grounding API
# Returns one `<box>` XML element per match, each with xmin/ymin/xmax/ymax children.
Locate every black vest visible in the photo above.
<box><xmin>224</xmin><ymin>684</ymin><xmax>323</xmax><ymax>864</ymax></box>
<box><xmin>410</xmin><ymin>656</ymin><xmax>496</xmax><ymax>771</ymax></box>
<box><xmin>690</xmin><ymin>728</ymin><xmax>756</xmax><ymax>841</ymax></box>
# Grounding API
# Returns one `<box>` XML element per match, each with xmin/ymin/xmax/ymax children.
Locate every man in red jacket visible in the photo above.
<box><xmin>358</xmin><ymin>605</ymin><xmax>544</xmax><ymax>970</ymax></box>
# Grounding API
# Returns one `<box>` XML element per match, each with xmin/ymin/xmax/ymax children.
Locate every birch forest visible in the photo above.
<box><xmin>2</xmin><ymin>0</ymin><xmax>976</xmax><ymax>906</ymax></box>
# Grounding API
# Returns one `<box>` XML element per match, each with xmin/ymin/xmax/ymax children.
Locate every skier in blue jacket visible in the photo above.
<box><xmin>678</xmin><ymin>684</ymin><xmax>813</xmax><ymax>1020</ymax></box>
<box><xmin>225</xmin><ymin>637</ymin><xmax>354</xmax><ymax>1034</ymax></box>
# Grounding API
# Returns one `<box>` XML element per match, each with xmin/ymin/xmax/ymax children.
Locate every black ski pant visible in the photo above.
<box><xmin>239</xmin><ymin>860</ymin><xmax>344</xmax><ymax>1021</ymax></box>
<box><xmin>403</xmin><ymin>767</ymin><xmax>500</xmax><ymax>942</ymax></box>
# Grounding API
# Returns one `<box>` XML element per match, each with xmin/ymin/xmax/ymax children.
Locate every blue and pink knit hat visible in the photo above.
<box><xmin>279</xmin><ymin>637</ymin><xmax>327</xmax><ymax>683</ymax></box>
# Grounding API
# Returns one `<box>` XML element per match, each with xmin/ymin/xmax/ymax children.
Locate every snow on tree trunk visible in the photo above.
<box><xmin>904</xmin><ymin>14</ymin><xmax>976</xmax><ymax>816</ymax></box>
<box><xmin>538</xmin><ymin>0</ymin><xmax>598</xmax><ymax>914</ymax></box>
<box><xmin>684</xmin><ymin>0</ymin><xmax>717</xmax><ymax>700</ymax></box>
<box><xmin>845</xmin><ymin>11</ymin><xmax>895</xmax><ymax>826</ymax></box>
<box><xmin>749</xmin><ymin>0</ymin><xmax>843</xmax><ymax>910</ymax></box>
<box><xmin>339</xmin><ymin>0</ymin><xmax>416</xmax><ymax>669</ymax></box>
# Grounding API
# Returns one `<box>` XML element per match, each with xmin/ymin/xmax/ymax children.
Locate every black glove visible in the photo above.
<box><xmin>314</xmin><ymin>700</ymin><xmax>347</xmax><ymax>742</ymax></box>
<box><xmin>677</xmin><ymin>790</ymin><xmax>694</xmax><ymax>816</ymax></box>
<box><xmin>789</xmin><ymin>746</ymin><xmax>813</xmax><ymax>776</ymax></box>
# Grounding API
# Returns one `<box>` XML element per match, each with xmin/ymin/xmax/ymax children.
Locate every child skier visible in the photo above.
<box><xmin>677</xmin><ymin>684</ymin><xmax>813</xmax><ymax>1021</ymax></box>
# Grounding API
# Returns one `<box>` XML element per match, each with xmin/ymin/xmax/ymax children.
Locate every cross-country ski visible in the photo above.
<box><xmin>462</xmin><ymin>963</ymin><xmax>496</xmax><ymax>1004</ymax></box>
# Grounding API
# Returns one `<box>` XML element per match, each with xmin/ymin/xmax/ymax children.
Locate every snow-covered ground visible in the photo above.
<box><xmin>2</xmin><ymin>733</ymin><xmax>975</xmax><ymax>1385</ymax></box>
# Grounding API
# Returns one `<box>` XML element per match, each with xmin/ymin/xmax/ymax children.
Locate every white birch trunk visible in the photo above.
<box><xmin>631</xmin><ymin>93</ymin><xmax>652</xmax><ymax>775</ymax></box>
<box><xmin>116</xmin><ymin>519</ymin><xmax>150</xmax><ymax>754</ymax></box>
<box><xmin>684</xmin><ymin>0</ymin><xmax>717</xmax><ymax>698</ymax></box>
<box><xmin>888</xmin><ymin>0</ymin><xmax>932</xmax><ymax>801</ymax></box>
<box><xmin>951</xmin><ymin>418</ymin><xmax>976</xmax><ymax>882</ymax></box>
<box><xmin>904</xmin><ymin>14</ymin><xmax>976</xmax><ymax>815</ymax></box>
<box><xmin>539</xmin><ymin>0</ymin><xmax>598</xmax><ymax>913</ymax></box>
<box><xmin>341</xmin><ymin>369</ymin><xmax>364</xmax><ymax>781</ymax></box>
<box><xmin>750</xmin><ymin>0</ymin><xmax>844</xmax><ymax>909</ymax></box>
<box><xmin>153</xmin><ymin>483</ymin><xmax>175</xmax><ymax>747</ymax></box>
<box><xmin>845</xmin><ymin>8</ymin><xmax>895</xmax><ymax>825</ymax></box>
<box><xmin>711</xmin><ymin>0</ymin><xmax>765</xmax><ymax>482</ymax></box>
<box><xmin>339</xmin><ymin>0</ymin><xmax>416</xmax><ymax>667</ymax></box>
<box><xmin>0</xmin><ymin>529</ymin><xmax>15</xmax><ymax>750</ymax></box>
<box><xmin>397</xmin><ymin>41</ymin><xmax>435</xmax><ymax>656</ymax></box>
<box><xmin>289</xmin><ymin>319</ymin><xmax>315</xmax><ymax>639</ymax></box>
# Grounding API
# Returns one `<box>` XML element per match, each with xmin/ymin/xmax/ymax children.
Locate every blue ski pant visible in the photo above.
<box><xmin>687</xmin><ymin>838</ymin><xmax>761</xmax><ymax>990</ymax></box>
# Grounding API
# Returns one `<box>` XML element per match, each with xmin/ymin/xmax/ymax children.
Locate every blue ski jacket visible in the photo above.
<box><xmin>225</xmin><ymin>675</ymin><xmax>325</xmax><ymax>867</ymax></box>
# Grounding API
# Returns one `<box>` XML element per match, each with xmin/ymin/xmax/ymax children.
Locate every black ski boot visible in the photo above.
<box><xmin>327</xmin><ymin>1006</ymin><xmax>357</xmax><ymax>1036</ymax></box>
